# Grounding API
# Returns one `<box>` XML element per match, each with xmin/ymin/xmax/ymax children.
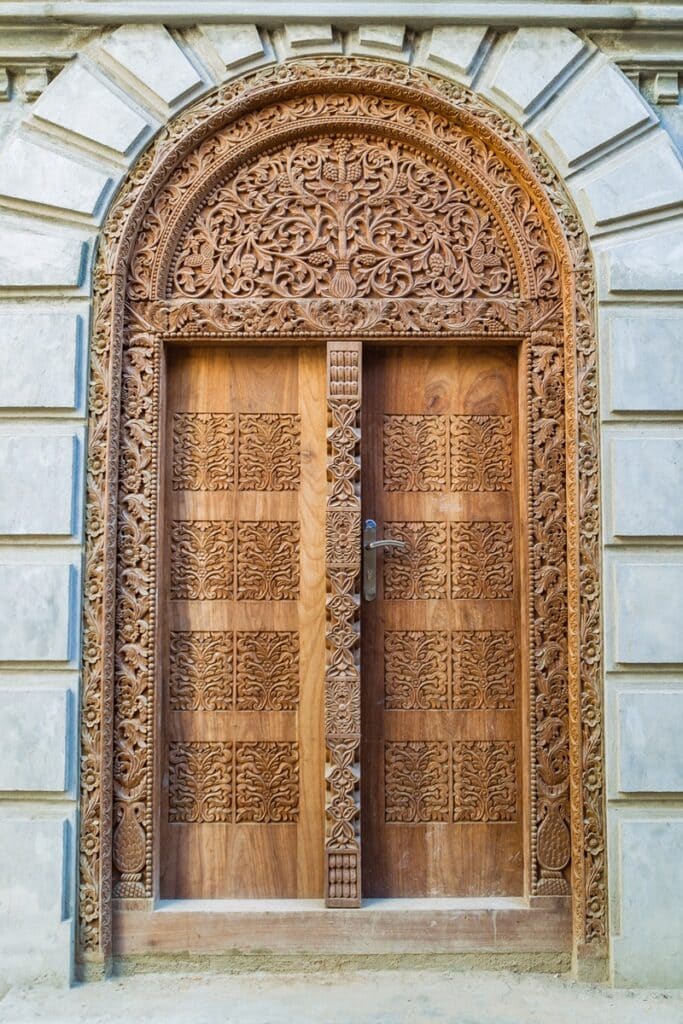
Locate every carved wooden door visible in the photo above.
<box><xmin>361</xmin><ymin>344</ymin><xmax>524</xmax><ymax>897</ymax></box>
<box><xmin>160</xmin><ymin>344</ymin><xmax>327</xmax><ymax>898</ymax></box>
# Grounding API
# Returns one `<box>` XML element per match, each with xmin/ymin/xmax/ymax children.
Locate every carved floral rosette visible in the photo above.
<box><xmin>79</xmin><ymin>56</ymin><xmax>605</xmax><ymax>966</ymax></box>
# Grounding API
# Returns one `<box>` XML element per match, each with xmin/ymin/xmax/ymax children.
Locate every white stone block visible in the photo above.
<box><xmin>350</xmin><ymin>24</ymin><xmax>407</xmax><ymax>60</ymax></box>
<box><xmin>579</xmin><ymin>132</ymin><xmax>683</xmax><ymax>226</ymax></box>
<box><xmin>0</xmin><ymin>136</ymin><xmax>111</xmax><ymax>219</ymax></box>
<box><xmin>609</xmin><ymin>436</ymin><xmax>683</xmax><ymax>538</ymax></box>
<box><xmin>32</xmin><ymin>62</ymin><xmax>149</xmax><ymax>157</ymax></box>
<box><xmin>617</xmin><ymin>691</ymin><xmax>683</xmax><ymax>792</ymax></box>
<box><xmin>0</xmin><ymin>815</ymin><xmax>72</xmax><ymax>984</ymax></box>
<box><xmin>99</xmin><ymin>25</ymin><xmax>202</xmax><ymax>109</ymax></box>
<box><xmin>603</xmin><ymin>225</ymin><xmax>683</xmax><ymax>293</ymax></box>
<box><xmin>613</xmin><ymin>562</ymin><xmax>683</xmax><ymax>665</ymax></box>
<box><xmin>0</xmin><ymin>224</ymin><xmax>88</xmax><ymax>289</ymax></box>
<box><xmin>539</xmin><ymin>62</ymin><xmax>653</xmax><ymax>170</ymax></box>
<box><xmin>606</xmin><ymin>312</ymin><xmax>683</xmax><ymax>413</ymax></box>
<box><xmin>194</xmin><ymin>23</ymin><xmax>266</xmax><ymax>76</ymax></box>
<box><xmin>0</xmin><ymin>433</ymin><xmax>78</xmax><ymax>536</ymax></box>
<box><xmin>0</xmin><ymin>563</ymin><xmax>74</xmax><ymax>662</ymax></box>
<box><xmin>489</xmin><ymin>28</ymin><xmax>586</xmax><ymax>116</ymax></box>
<box><xmin>0</xmin><ymin>312</ymin><xmax>81</xmax><ymax>409</ymax></box>
<box><xmin>613</xmin><ymin>816</ymin><xmax>683</xmax><ymax>986</ymax></box>
<box><xmin>0</xmin><ymin>687</ymin><xmax>70</xmax><ymax>791</ymax></box>
<box><xmin>415</xmin><ymin>26</ymin><xmax>490</xmax><ymax>78</ymax></box>
<box><xmin>284</xmin><ymin>23</ymin><xmax>336</xmax><ymax>50</ymax></box>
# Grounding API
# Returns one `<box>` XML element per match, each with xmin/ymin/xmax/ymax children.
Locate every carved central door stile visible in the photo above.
<box><xmin>324</xmin><ymin>341</ymin><xmax>363</xmax><ymax>907</ymax></box>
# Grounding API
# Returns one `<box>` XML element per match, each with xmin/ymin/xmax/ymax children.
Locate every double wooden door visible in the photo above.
<box><xmin>161</xmin><ymin>340</ymin><xmax>523</xmax><ymax>900</ymax></box>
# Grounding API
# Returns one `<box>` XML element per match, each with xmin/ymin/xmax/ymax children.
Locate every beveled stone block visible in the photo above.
<box><xmin>617</xmin><ymin>691</ymin><xmax>683</xmax><ymax>792</ymax></box>
<box><xmin>604</xmin><ymin>225</ymin><xmax>683</xmax><ymax>293</ymax></box>
<box><xmin>0</xmin><ymin>433</ymin><xmax>79</xmax><ymax>536</ymax></box>
<box><xmin>415</xmin><ymin>26</ymin><xmax>490</xmax><ymax>78</ymax></box>
<box><xmin>0</xmin><ymin>136</ymin><xmax>111</xmax><ymax>219</ymax></box>
<box><xmin>609</xmin><ymin>435</ymin><xmax>683</xmax><ymax>538</ymax></box>
<box><xmin>613</xmin><ymin>561</ymin><xmax>683</xmax><ymax>665</ymax></box>
<box><xmin>606</xmin><ymin>311</ymin><xmax>683</xmax><ymax>413</ymax></box>
<box><xmin>0</xmin><ymin>563</ymin><xmax>74</xmax><ymax>662</ymax></box>
<box><xmin>0</xmin><ymin>224</ymin><xmax>88</xmax><ymax>289</ymax></box>
<box><xmin>99</xmin><ymin>25</ymin><xmax>202</xmax><ymax>108</ymax></box>
<box><xmin>0</xmin><ymin>312</ymin><xmax>81</xmax><ymax>409</ymax></box>
<box><xmin>0</xmin><ymin>687</ymin><xmax>70</xmax><ymax>791</ymax></box>
<box><xmin>489</xmin><ymin>28</ymin><xmax>586</xmax><ymax>115</ymax></box>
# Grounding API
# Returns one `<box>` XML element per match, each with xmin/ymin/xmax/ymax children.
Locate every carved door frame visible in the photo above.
<box><xmin>78</xmin><ymin>58</ymin><xmax>606</xmax><ymax>974</ymax></box>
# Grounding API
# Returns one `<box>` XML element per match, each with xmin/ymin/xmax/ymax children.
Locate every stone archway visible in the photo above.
<box><xmin>78</xmin><ymin>57</ymin><xmax>605</xmax><ymax>974</ymax></box>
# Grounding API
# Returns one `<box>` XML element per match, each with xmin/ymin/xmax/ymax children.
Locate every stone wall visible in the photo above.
<box><xmin>0</xmin><ymin>7</ymin><xmax>681</xmax><ymax>989</ymax></box>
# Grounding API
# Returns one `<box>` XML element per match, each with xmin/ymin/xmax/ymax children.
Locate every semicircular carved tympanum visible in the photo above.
<box><xmin>79</xmin><ymin>57</ymin><xmax>605</xmax><ymax>973</ymax></box>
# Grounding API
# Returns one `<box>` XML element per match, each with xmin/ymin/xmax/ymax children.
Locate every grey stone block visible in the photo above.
<box><xmin>603</xmin><ymin>225</ymin><xmax>683</xmax><ymax>293</ymax></box>
<box><xmin>0</xmin><ymin>433</ymin><xmax>79</xmax><ymax>536</ymax></box>
<box><xmin>613</xmin><ymin>562</ymin><xmax>683</xmax><ymax>665</ymax></box>
<box><xmin>606</xmin><ymin>312</ymin><xmax>683</xmax><ymax>413</ymax></box>
<box><xmin>489</xmin><ymin>27</ymin><xmax>586</xmax><ymax>115</ymax></box>
<box><xmin>99</xmin><ymin>25</ymin><xmax>202</xmax><ymax>109</ymax></box>
<box><xmin>609</xmin><ymin>435</ymin><xmax>683</xmax><ymax>537</ymax></box>
<box><xmin>0</xmin><ymin>136</ymin><xmax>111</xmax><ymax>219</ymax></box>
<box><xmin>617</xmin><ymin>691</ymin><xmax>683</xmax><ymax>792</ymax></box>
<box><xmin>0</xmin><ymin>687</ymin><xmax>70</xmax><ymax>791</ymax></box>
<box><xmin>0</xmin><ymin>224</ymin><xmax>88</xmax><ymax>289</ymax></box>
<box><xmin>0</xmin><ymin>562</ymin><xmax>74</xmax><ymax>662</ymax></box>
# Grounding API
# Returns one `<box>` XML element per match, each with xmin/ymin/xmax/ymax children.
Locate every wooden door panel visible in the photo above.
<box><xmin>160</xmin><ymin>345</ymin><xmax>326</xmax><ymax>899</ymax></box>
<box><xmin>361</xmin><ymin>344</ymin><xmax>525</xmax><ymax>898</ymax></box>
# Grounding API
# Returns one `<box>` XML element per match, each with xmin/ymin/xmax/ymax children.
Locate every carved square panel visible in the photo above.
<box><xmin>168</xmin><ymin>741</ymin><xmax>233</xmax><ymax>823</ymax></box>
<box><xmin>383</xmin><ymin>415</ymin><xmax>447</xmax><ymax>491</ymax></box>
<box><xmin>326</xmin><ymin>510</ymin><xmax>361</xmax><ymax>570</ymax></box>
<box><xmin>238</xmin><ymin>413</ymin><xmax>301</xmax><ymax>491</ymax></box>
<box><xmin>452</xmin><ymin>741</ymin><xmax>517</xmax><ymax>822</ymax></box>
<box><xmin>384</xmin><ymin>631</ymin><xmax>449</xmax><ymax>709</ymax></box>
<box><xmin>235</xmin><ymin>631</ymin><xmax>299</xmax><ymax>711</ymax></box>
<box><xmin>172</xmin><ymin>412</ymin><xmax>235</xmax><ymax>491</ymax></box>
<box><xmin>452</xmin><ymin>630</ymin><xmax>515</xmax><ymax>709</ymax></box>
<box><xmin>236</xmin><ymin>521</ymin><xmax>300</xmax><ymax>600</ymax></box>
<box><xmin>235</xmin><ymin>741</ymin><xmax>299</xmax><ymax>823</ymax></box>
<box><xmin>325</xmin><ymin>675</ymin><xmax>360</xmax><ymax>734</ymax></box>
<box><xmin>451</xmin><ymin>521</ymin><xmax>513</xmax><ymax>599</ymax></box>
<box><xmin>170</xmin><ymin>520</ymin><xmax>234</xmax><ymax>600</ymax></box>
<box><xmin>169</xmin><ymin>631</ymin><xmax>232</xmax><ymax>711</ymax></box>
<box><xmin>383</xmin><ymin>521</ymin><xmax>448</xmax><ymax>600</ymax></box>
<box><xmin>384</xmin><ymin>741</ymin><xmax>449</xmax><ymax>823</ymax></box>
<box><xmin>450</xmin><ymin>415</ymin><xmax>512</xmax><ymax>492</ymax></box>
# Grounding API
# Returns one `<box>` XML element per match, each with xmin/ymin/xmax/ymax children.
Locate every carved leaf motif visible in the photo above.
<box><xmin>236</xmin><ymin>521</ymin><xmax>300</xmax><ymax>600</ymax></box>
<box><xmin>170</xmin><ymin>521</ymin><xmax>234</xmax><ymax>600</ymax></box>
<box><xmin>451</xmin><ymin>415</ymin><xmax>512</xmax><ymax>491</ymax></box>
<box><xmin>452</xmin><ymin>630</ymin><xmax>515</xmax><ymax>709</ymax></box>
<box><xmin>172</xmin><ymin>137</ymin><xmax>515</xmax><ymax>301</ymax></box>
<box><xmin>235</xmin><ymin>742</ymin><xmax>299</xmax><ymax>822</ymax></box>
<box><xmin>452</xmin><ymin>741</ymin><xmax>516</xmax><ymax>822</ymax></box>
<box><xmin>326</xmin><ymin>511</ymin><xmax>361</xmax><ymax>569</ymax></box>
<box><xmin>238</xmin><ymin>413</ymin><xmax>300</xmax><ymax>491</ymax></box>
<box><xmin>383</xmin><ymin>521</ymin><xmax>448</xmax><ymax>599</ymax></box>
<box><xmin>451</xmin><ymin>521</ymin><xmax>513</xmax><ymax>599</ymax></box>
<box><xmin>168</xmin><ymin>741</ymin><xmax>233</xmax><ymax>823</ymax></box>
<box><xmin>384</xmin><ymin>631</ymin><xmax>449</xmax><ymax>709</ymax></box>
<box><xmin>169</xmin><ymin>631</ymin><xmax>232</xmax><ymax>711</ymax></box>
<box><xmin>383</xmin><ymin>415</ymin><xmax>447</xmax><ymax>491</ymax></box>
<box><xmin>172</xmin><ymin>413</ymin><xmax>235</xmax><ymax>491</ymax></box>
<box><xmin>325</xmin><ymin>676</ymin><xmax>360</xmax><ymax>734</ymax></box>
<box><xmin>235</xmin><ymin>631</ymin><xmax>299</xmax><ymax>711</ymax></box>
<box><xmin>384</xmin><ymin>741</ymin><xmax>449</xmax><ymax>823</ymax></box>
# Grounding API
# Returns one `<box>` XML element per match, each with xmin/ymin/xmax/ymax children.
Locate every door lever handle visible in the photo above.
<box><xmin>363</xmin><ymin>519</ymin><xmax>407</xmax><ymax>601</ymax></box>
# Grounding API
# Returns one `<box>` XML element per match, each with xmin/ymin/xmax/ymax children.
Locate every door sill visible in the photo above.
<box><xmin>113</xmin><ymin>896</ymin><xmax>571</xmax><ymax>956</ymax></box>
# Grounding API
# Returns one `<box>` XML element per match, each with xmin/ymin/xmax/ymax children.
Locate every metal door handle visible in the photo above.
<box><xmin>363</xmin><ymin>519</ymin><xmax>407</xmax><ymax>601</ymax></box>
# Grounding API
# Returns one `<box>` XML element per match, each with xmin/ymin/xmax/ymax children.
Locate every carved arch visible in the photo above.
<box><xmin>79</xmin><ymin>57</ymin><xmax>604</xmax><ymax>972</ymax></box>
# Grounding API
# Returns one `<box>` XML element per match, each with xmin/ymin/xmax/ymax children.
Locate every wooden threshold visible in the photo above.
<box><xmin>114</xmin><ymin>897</ymin><xmax>571</xmax><ymax>956</ymax></box>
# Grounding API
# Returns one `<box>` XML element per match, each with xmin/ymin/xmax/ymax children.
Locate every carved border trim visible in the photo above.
<box><xmin>78</xmin><ymin>58</ymin><xmax>604</xmax><ymax>968</ymax></box>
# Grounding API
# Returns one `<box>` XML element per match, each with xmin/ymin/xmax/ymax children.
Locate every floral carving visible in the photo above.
<box><xmin>235</xmin><ymin>742</ymin><xmax>299</xmax><ymax>822</ymax></box>
<box><xmin>383</xmin><ymin>521</ymin><xmax>448</xmax><ymax>599</ymax></box>
<box><xmin>451</xmin><ymin>521</ymin><xmax>513</xmax><ymax>599</ymax></box>
<box><xmin>452</xmin><ymin>741</ymin><xmax>517</xmax><ymax>822</ymax></box>
<box><xmin>170</xmin><ymin>521</ymin><xmax>234</xmax><ymax>600</ymax></box>
<box><xmin>236</xmin><ymin>521</ymin><xmax>300</xmax><ymax>600</ymax></box>
<box><xmin>452</xmin><ymin>631</ymin><xmax>515</xmax><ymax>709</ymax></box>
<box><xmin>384</xmin><ymin>741</ymin><xmax>449</xmax><ymax>823</ymax></box>
<box><xmin>173</xmin><ymin>137</ymin><xmax>515</xmax><ymax>301</ymax></box>
<box><xmin>172</xmin><ymin>413</ymin><xmax>234</xmax><ymax>491</ymax></box>
<box><xmin>168</xmin><ymin>742</ymin><xmax>233</xmax><ymax>823</ymax></box>
<box><xmin>383</xmin><ymin>415</ymin><xmax>447</xmax><ymax>491</ymax></box>
<box><xmin>326</xmin><ymin>511</ymin><xmax>361</xmax><ymax>569</ymax></box>
<box><xmin>384</xmin><ymin>631</ymin><xmax>449</xmax><ymax>709</ymax></box>
<box><xmin>169</xmin><ymin>631</ymin><xmax>232</xmax><ymax>711</ymax></box>
<box><xmin>238</xmin><ymin>413</ymin><xmax>300</xmax><ymax>491</ymax></box>
<box><xmin>235</xmin><ymin>631</ymin><xmax>299</xmax><ymax>711</ymax></box>
<box><xmin>451</xmin><ymin>415</ymin><xmax>512</xmax><ymax>492</ymax></box>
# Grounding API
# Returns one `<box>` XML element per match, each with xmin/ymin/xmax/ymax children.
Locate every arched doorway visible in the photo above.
<box><xmin>79</xmin><ymin>57</ymin><xmax>605</xmax><ymax>970</ymax></box>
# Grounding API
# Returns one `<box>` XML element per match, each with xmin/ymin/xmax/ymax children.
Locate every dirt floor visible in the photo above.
<box><xmin>1</xmin><ymin>968</ymin><xmax>682</xmax><ymax>1024</ymax></box>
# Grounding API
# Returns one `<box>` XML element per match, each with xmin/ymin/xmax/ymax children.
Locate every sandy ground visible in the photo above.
<box><xmin>1</xmin><ymin>969</ymin><xmax>682</xmax><ymax>1024</ymax></box>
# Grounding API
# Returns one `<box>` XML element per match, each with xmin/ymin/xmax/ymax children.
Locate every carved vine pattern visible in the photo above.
<box><xmin>79</xmin><ymin>57</ymin><xmax>604</xmax><ymax>965</ymax></box>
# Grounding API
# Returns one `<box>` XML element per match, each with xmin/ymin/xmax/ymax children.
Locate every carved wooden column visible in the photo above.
<box><xmin>324</xmin><ymin>341</ymin><xmax>362</xmax><ymax>907</ymax></box>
